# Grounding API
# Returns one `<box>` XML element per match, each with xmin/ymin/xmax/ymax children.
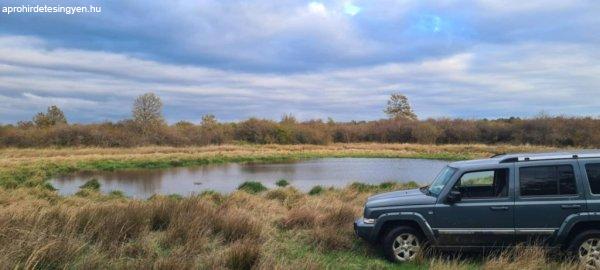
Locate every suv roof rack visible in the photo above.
<box><xmin>499</xmin><ymin>152</ymin><xmax>600</xmax><ymax>163</ymax></box>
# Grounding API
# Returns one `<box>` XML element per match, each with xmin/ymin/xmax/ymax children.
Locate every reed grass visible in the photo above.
<box><xmin>0</xmin><ymin>143</ymin><xmax>582</xmax><ymax>269</ymax></box>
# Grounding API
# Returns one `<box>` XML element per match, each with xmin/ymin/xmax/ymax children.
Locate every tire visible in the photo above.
<box><xmin>382</xmin><ymin>226</ymin><xmax>425</xmax><ymax>263</ymax></box>
<box><xmin>567</xmin><ymin>230</ymin><xmax>600</xmax><ymax>268</ymax></box>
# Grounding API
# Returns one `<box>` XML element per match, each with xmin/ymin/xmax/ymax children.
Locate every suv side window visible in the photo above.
<box><xmin>519</xmin><ymin>165</ymin><xmax>577</xmax><ymax>196</ymax></box>
<box><xmin>584</xmin><ymin>163</ymin><xmax>600</xmax><ymax>194</ymax></box>
<box><xmin>453</xmin><ymin>169</ymin><xmax>508</xmax><ymax>199</ymax></box>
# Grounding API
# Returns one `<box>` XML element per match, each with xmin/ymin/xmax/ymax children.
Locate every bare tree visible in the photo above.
<box><xmin>384</xmin><ymin>92</ymin><xmax>417</xmax><ymax>120</ymax></box>
<box><xmin>280</xmin><ymin>113</ymin><xmax>297</xmax><ymax>125</ymax></box>
<box><xmin>132</xmin><ymin>93</ymin><xmax>164</xmax><ymax>132</ymax></box>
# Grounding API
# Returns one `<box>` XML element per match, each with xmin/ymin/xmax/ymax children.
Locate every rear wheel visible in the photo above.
<box><xmin>382</xmin><ymin>226</ymin><xmax>424</xmax><ymax>263</ymax></box>
<box><xmin>568</xmin><ymin>230</ymin><xmax>600</xmax><ymax>268</ymax></box>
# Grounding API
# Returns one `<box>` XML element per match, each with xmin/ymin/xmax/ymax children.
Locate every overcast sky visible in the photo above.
<box><xmin>0</xmin><ymin>0</ymin><xmax>599</xmax><ymax>123</ymax></box>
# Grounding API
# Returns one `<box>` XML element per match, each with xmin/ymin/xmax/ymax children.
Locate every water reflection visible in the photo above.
<box><xmin>51</xmin><ymin>158</ymin><xmax>449</xmax><ymax>198</ymax></box>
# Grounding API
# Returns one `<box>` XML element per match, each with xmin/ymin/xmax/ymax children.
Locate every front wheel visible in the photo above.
<box><xmin>382</xmin><ymin>226</ymin><xmax>424</xmax><ymax>263</ymax></box>
<box><xmin>568</xmin><ymin>230</ymin><xmax>600</xmax><ymax>268</ymax></box>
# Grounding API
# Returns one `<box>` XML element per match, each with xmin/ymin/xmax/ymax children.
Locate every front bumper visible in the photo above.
<box><xmin>354</xmin><ymin>218</ymin><xmax>376</xmax><ymax>243</ymax></box>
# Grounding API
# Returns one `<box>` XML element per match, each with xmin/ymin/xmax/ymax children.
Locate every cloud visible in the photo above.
<box><xmin>308</xmin><ymin>2</ymin><xmax>327</xmax><ymax>15</ymax></box>
<box><xmin>1</xmin><ymin>0</ymin><xmax>597</xmax><ymax>72</ymax></box>
<box><xmin>0</xmin><ymin>34</ymin><xmax>599</xmax><ymax>123</ymax></box>
<box><xmin>0</xmin><ymin>1</ymin><xmax>598</xmax><ymax>123</ymax></box>
<box><xmin>343</xmin><ymin>2</ymin><xmax>361</xmax><ymax>16</ymax></box>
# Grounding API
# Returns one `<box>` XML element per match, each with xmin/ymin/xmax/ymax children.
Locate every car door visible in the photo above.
<box><xmin>579</xmin><ymin>159</ymin><xmax>600</xmax><ymax>212</ymax></box>
<box><xmin>433</xmin><ymin>164</ymin><xmax>514</xmax><ymax>247</ymax></box>
<box><xmin>514</xmin><ymin>160</ymin><xmax>586</xmax><ymax>244</ymax></box>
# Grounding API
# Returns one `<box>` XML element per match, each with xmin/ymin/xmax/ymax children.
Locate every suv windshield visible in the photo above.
<box><xmin>427</xmin><ymin>166</ymin><xmax>457</xmax><ymax>196</ymax></box>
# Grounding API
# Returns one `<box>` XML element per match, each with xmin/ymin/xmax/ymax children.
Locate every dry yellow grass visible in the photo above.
<box><xmin>0</xmin><ymin>184</ymin><xmax>586</xmax><ymax>269</ymax></box>
<box><xmin>0</xmin><ymin>143</ymin><xmax>557</xmax><ymax>172</ymax></box>
<box><xmin>0</xmin><ymin>143</ymin><xmax>586</xmax><ymax>269</ymax></box>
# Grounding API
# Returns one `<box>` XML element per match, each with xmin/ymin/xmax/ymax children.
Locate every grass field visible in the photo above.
<box><xmin>0</xmin><ymin>143</ymin><xmax>584</xmax><ymax>269</ymax></box>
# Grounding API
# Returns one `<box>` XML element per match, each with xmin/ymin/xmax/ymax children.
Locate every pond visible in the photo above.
<box><xmin>51</xmin><ymin>158</ymin><xmax>450</xmax><ymax>198</ymax></box>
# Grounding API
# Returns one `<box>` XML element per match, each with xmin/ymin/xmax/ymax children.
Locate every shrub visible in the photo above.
<box><xmin>5</xmin><ymin>114</ymin><xmax>600</xmax><ymax>147</ymax></box>
<box><xmin>308</xmin><ymin>227</ymin><xmax>353</xmax><ymax>251</ymax></box>
<box><xmin>265</xmin><ymin>189</ymin><xmax>287</xmax><ymax>202</ymax></box>
<box><xmin>79</xmin><ymin>179</ymin><xmax>100</xmax><ymax>190</ymax></box>
<box><xmin>108</xmin><ymin>190</ymin><xmax>125</xmax><ymax>197</ymax></box>
<box><xmin>71</xmin><ymin>203</ymin><xmax>150</xmax><ymax>248</ymax></box>
<box><xmin>237</xmin><ymin>181</ymin><xmax>267</xmax><ymax>194</ymax></box>
<box><xmin>280</xmin><ymin>207</ymin><xmax>318</xmax><ymax>229</ymax></box>
<box><xmin>167</xmin><ymin>194</ymin><xmax>183</xmax><ymax>200</ymax></box>
<box><xmin>75</xmin><ymin>189</ymin><xmax>93</xmax><ymax>197</ymax></box>
<box><xmin>308</xmin><ymin>186</ymin><xmax>323</xmax><ymax>195</ymax></box>
<box><xmin>378</xmin><ymin>182</ymin><xmax>395</xmax><ymax>189</ymax></box>
<box><xmin>412</xmin><ymin>122</ymin><xmax>441</xmax><ymax>144</ymax></box>
<box><xmin>348</xmin><ymin>182</ymin><xmax>375</xmax><ymax>192</ymax></box>
<box><xmin>42</xmin><ymin>182</ymin><xmax>57</xmax><ymax>191</ymax></box>
<box><xmin>349</xmin><ymin>181</ymin><xmax>418</xmax><ymax>192</ymax></box>
<box><xmin>214</xmin><ymin>209</ymin><xmax>262</xmax><ymax>243</ymax></box>
<box><xmin>322</xmin><ymin>205</ymin><xmax>356</xmax><ymax>226</ymax></box>
<box><xmin>275</xmin><ymin>179</ymin><xmax>289</xmax><ymax>187</ymax></box>
<box><xmin>223</xmin><ymin>240</ymin><xmax>262</xmax><ymax>270</ymax></box>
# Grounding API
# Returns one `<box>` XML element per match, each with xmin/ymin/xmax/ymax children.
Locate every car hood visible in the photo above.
<box><xmin>365</xmin><ymin>188</ymin><xmax>436</xmax><ymax>208</ymax></box>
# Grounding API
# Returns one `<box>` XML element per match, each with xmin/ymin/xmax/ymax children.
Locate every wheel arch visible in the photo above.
<box><xmin>372</xmin><ymin>212</ymin><xmax>436</xmax><ymax>244</ymax></box>
<box><xmin>556</xmin><ymin>213</ymin><xmax>600</xmax><ymax>248</ymax></box>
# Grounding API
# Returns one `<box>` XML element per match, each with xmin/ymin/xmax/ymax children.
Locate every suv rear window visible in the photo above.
<box><xmin>585</xmin><ymin>163</ymin><xmax>600</xmax><ymax>194</ymax></box>
<box><xmin>519</xmin><ymin>165</ymin><xmax>577</xmax><ymax>196</ymax></box>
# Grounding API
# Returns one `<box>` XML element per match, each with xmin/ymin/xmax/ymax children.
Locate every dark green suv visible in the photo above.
<box><xmin>355</xmin><ymin>151</ymin><xmax>600</xmax><ymax>267</ymax></box>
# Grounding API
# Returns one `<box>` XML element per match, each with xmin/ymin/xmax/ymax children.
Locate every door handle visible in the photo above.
<box><xmin>561</xmin><ymin>204</ymin><xmax>581</xmax><ymax>209</ymax></box>
<box><xmin>490</xmin><ymin>206</ymin><xmax>509</xmax><ymax>211</ymax></box>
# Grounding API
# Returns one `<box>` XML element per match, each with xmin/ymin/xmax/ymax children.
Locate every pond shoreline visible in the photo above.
<box><xmin>51</xmin><ymin>157</ymin><xmax>450</xmax><ymax>198</ymax></box>
<box><xmin>0</xmin><ymin>143</ymin><xmax>554</xmax><ymax>189</ymax></box>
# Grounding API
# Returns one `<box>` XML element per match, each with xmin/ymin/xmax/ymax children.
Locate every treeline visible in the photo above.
<box><xmin>2</xmin><ymin>115</ymin><xmax>600</xmax><ymax>147</ymax></box>
<box><xmin>2</xmin><ymin>93</ymin><xmax>599</xmax><ymax>148</ymax></box>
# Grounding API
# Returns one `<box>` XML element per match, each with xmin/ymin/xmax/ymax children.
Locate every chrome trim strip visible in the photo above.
<box><xmin>437</xmin><ymin>229</ymin><xmax>514</xmax><ymax>235</ymax></box>
<box><xmin>515</xmin><ymin>229</ymin><xmax>556</xmax><ymax>234</ymax></box>
<box><xmin>435</xmin><ymin>228</ymin><xmax>557</xmax><ymax>235</ymax></box>
<box><xmin>518</xmin><ymin>154</ymin><xmax>574</xmax><ymax>161</ymax></box>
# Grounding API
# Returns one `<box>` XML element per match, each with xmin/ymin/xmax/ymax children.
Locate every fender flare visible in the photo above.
<box><xmin>554</xmin><ymin>212</ymin><xmax>600</xmax><ymax>245</ymax></box>
<box><xmin>371</xmin><ymin>212</ymin><xmax>436</xmax><ymax>243</ymax></box>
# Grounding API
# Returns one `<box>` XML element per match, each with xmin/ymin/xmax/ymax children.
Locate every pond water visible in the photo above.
<box><xmin>51</xmin><ymin>158</ymin><xmax>449</xmax><ymax>198</ymax></box>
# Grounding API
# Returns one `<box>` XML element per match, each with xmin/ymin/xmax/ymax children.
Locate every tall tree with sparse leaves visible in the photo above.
<box><xmin>201</xmin><ymin>114</ymin><xmax>217</xmax><ymax>127</ymax></box>
<box><xmin>384</xmin><ymin>92</ymin><xmax>417</xmax><ymax>120</ymax></box>
<box><xmin>33</xmin><ymin>105</ymin><xmax>67</xmax><ymax>127</ymax></box>
<box><xmin>46</xmin><ymin>105</ymin><xmax>67</xmax><ymax>125</ymax></box>
<box><xmin>132</xmin><ymin>93</ymin><xmax>165</xmax><ymax>133</ymax></box>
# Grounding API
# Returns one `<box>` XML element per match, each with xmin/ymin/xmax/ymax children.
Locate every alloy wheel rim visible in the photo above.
<box><xmin>393</xmin><ymin>233</ymin><xmax>420</xmax><ymax>262</ymax></box>
<box><xmin>579</xmin><ymin>238</ymin><xmax>600</xmax><ymax>268</ymax></box>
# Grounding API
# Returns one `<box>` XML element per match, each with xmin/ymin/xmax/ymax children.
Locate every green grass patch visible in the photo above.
<box><xmin>308</xmin><ymin>186</ymin><xmax>323</xmax><ymax>195</ymax></box>
<box><xmin>238</xmin><ymin>181</ymin><xmax>267</xmax><ymax>194</ymax></box>
<box><xmin>108</xmin><ymin>190</ymin><xmax>125</xmax><ymax>198</ymax></box>
<box><xmin>79</xmin><ymin>179</ymin><xmax>101</xmax><ymax>190</ymax></box>
<box><xmin>276</xmin><ymin>179</ymin><xmax>290</xmax><ymax>187</ymax></box>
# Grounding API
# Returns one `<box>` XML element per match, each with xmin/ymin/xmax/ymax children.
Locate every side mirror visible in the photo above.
<box><xmin>446</xmin><ymin>190</ymin><xmax>462</xmax><ymax>204</ymax></box>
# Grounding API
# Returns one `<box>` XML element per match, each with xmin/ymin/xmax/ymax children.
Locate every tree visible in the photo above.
<box><xmin>132</xmin><ymin>93</ymin><xmax>164</xmax><ymax>132</ymax></box>
<box><xmin>46</xmin><ymin>105</ymin><xmax>67</xmax><ymax>125</ymax></box>
<box><xmin>33</xmin><ymin>105</ymin><xmax>67</xmax><ymax>127</ymax></box>
<box><xmin>201</xmin><ymin>114</ymin><xmax>218</xmax><ymax>127</ymax></box>
<box><xmin>384</xmin><ymin>92</ymin><xmax>417</xmax><ymax>120</ymax></box>
<box><xmin>412</xmin><ymin>122</ymin><xmax>441</xmax><ymax>144</ymax></box>
<box><xmin>280</xmin><ymin>113</ymin><xmax>297</xmax><ymax>125</ymax></box>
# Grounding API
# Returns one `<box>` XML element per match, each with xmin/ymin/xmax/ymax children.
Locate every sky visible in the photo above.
<box><xmin>0</xmin><ymin>0</ymin><xmax>599</xmax><ymax>124</ymax></box>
